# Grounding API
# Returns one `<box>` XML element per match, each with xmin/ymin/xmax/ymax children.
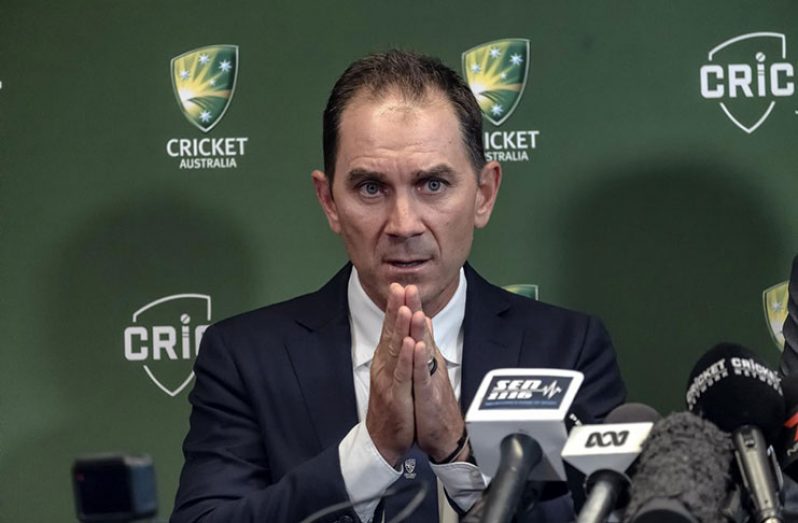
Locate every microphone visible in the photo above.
<box><xmin>625</xmin><ymin>411</ymin><xmax>735</xmax><ymax>523</ymax></box>
<box><xmin>778</xmin><ymin>374</ymin><xmax>798</xmax><ymax>482</ymax></box>
<box><xmin>686</xmin><ymin>342</ymin><xmax>785</xmax><ymax>523</ymax></box>
<box><xmin>562</xmin><ymin>403</ymin><xmax>660</xmax><ymax>523</ymax></box>
<box><xmin>464</xmin><ymin>368</ymin><xmax>584</xmax><ymax>523</ymax></box>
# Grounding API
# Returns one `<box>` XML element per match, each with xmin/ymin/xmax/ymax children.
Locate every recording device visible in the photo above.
<box><xmin>72</xmin><ymin>453</ymin><xmax>157</xmax><ymax>522</ymax></box>
<box><xmin>562</xmin><ymin>403</ymin><xmax>660</xmax><ymax>523</ymax></box>
<box><xmin>686</xmin><ymin>342</ymin><xmax>785</xmax><ymax>523</ymax></box>
<box><xmin>625</xmin><ymin>411</ymin><xmax>735</xmax><ymax>523</ymax></box>
<box><xmin>465</xmin><ymin>368</ymin><xmax>583</xmax><ymax>523</ymax></box>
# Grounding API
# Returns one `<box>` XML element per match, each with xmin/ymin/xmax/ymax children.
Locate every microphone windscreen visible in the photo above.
<box><xmin>686</xmin><ymin>342</ymin><xmax>783</xmax><ymax>442</ymax></box>
<box><xmin>605</xmin><ymin>402</ymin><xmax>661</xmax><ymax>424</ymax></box>
<box><xmin>624</xmin><ymin>411</ymin><xmax>733</xmax><ymax>523</ymax></box>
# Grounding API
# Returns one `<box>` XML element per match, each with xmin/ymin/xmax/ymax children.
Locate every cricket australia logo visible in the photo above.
<box><xmin>700</xmin><ymin>32</ymin><xmax>796</xmax><ymax>134</ymax></box>
<box><xmin>462</xmin><ymin>38</ymin><xmax>539</xmax><ymax>163</ymax></box>
<box><xmin>403</xmin><ymin>458</ymin><xmax>417</xmax><ymax>479</ymax></box>
<box><xmin>165</xmin><ymin>44</ymin><xmax>248</xmax><ymax>170</ymax></box>
<box><xmin>123</xmin><ymin>294</ymin><xmax>212</xmax><ymax>397</ymax></box>
<box><xmin>171</xmin><ymin>45</ymin><xmax>238</xmax><ymax>132</ymax></box>
<box><xmin>763</xmin><ymin>282</ymin><xmax>789</xmax><ymax>351</ymax></box>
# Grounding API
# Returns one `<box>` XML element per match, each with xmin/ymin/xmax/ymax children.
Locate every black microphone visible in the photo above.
<box><xmin>686</xmin><ymin>342</ymin><xmax>785</xmax><ymax>523</ymax></box>
<box><xmin>625</xmin><ymin>411</ymin><xmax>735</xmax><ymax>523</ymax></box>
<box><xmin>463</xmin><ymin>402</ymin><xmax>592</xmax><ymax>523</ymax></box>
<box><xmin>562</xmin><ymin>403</ymin><xmax>660</xmax><ymax>523</ymax></box>
<box><xmin>464</xmin><ymin>368</ymin><xmax>584</xmax><ymax>523</ymax></box>
<box><xmin>479</xmin><ymin>434</ymin><xmax>543</xmax><ymax>523</ymax></box>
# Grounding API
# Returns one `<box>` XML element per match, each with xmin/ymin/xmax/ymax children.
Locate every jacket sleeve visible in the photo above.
<box><xmin>170</xmin><ymin>325</ymin><xmax>359</xmax><ymax>523</ymax></box>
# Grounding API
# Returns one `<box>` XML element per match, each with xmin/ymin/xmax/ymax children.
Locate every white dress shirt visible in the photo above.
<box><xmin>338</xmin><ymin>267</ymin><xmax>486</xmax><ymax>522</ymax></box>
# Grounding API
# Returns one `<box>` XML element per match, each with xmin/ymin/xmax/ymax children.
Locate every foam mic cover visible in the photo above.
<box><xmin>685</xmin><ymin>342</ymin><xmax>784</xmax><ymax>444</ymax></box>
<box><xmin>625</xmin><ymin>412</ymin><xmax>734</xmax><ymax>523</ymax></box>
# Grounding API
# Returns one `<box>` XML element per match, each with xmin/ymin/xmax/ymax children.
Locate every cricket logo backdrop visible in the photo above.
<box><xmin>171</xmin><ymin>45</ymin><xmax>238</xmax><ymax>133</ymax></box>
<box><xmin>123</xmin><ymin>294</ymin><xmax>212</xmax><ymax>396</ymax></box>
<box><xmin>763</xmin><ymin>282</ymin><xmax>788</xmax><ymax>351</ymax></box>
<box><xmin>699</xmin><ymin>32</ymin><xmax>795</xmax><ymax>134</ymax></box>
<box><xmin>463</xmin><ymin>39</ymin><xmax>530</xmax><ymax>126</ymax></box>
<box><xmin>462</xmin><ymin>38</ymin><xmax>539</xmax><ymax>163</ymax></box>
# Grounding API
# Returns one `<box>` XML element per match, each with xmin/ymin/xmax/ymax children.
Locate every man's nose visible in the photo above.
<box><xmin>385</xmin><ymin>193</ymin><xmax>425</xmax><ymax>238</ymax></box>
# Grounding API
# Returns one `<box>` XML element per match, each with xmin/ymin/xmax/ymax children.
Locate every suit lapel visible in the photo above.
<box><xmin>461</xmin><ymin>265</ymin><xmax>523</xmax><ymax>410</ymax></box>
<box><xmin>288</xmin><ymin>265</ymin><xmax>360</xmax><ymax>450</ymax></box>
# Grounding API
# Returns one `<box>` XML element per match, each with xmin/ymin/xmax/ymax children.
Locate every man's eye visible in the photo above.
<box><xmin>359</xmin><ymin>182</ymin><xmax>381</xmax><ymax>196</ymax></box>
<box><xmin>422</xmin><ymin>178</ymin><xmax>447</xmax><ymax>193</ymax></box>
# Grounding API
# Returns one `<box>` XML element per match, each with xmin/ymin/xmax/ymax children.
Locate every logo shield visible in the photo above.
<box><xmin>171</xmin><ymin>45</ymin><xmax>239</xmax><ymax>132</ymax></box>
<box><xmin>706</xmin><ymin>32</ymin><xmax>786</xmax><ymax>134</ymax></box>
<box><xmin>125</xmin><ymin>294</ymin><xmax>212</xmax><ymax>396</ymax></box>
<box><xmin>763</xmin><ymin>282</ymin><xmax>788</xmax><ymax>351</ymax></box>
<box><xmin>462</xmin><ymin>39</ymin><xmax>530</xmax><ymax>126</ymax></box>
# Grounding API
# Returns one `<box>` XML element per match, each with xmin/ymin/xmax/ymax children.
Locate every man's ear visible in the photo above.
<box><xmin>474</xmin><ymin>161</ymin><xmax>502</xmax><ymax>229</ymax></box>
<box><xmin>312</xmin><ymin>170</ymin><xmax>341</xmax><ymax>234</ymax></box>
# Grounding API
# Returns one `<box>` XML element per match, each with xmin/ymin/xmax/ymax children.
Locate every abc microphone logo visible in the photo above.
<box><xmin>585</xmin><ymin>430</ymin><xmax>630</xmax><ymax>448</ymax></box>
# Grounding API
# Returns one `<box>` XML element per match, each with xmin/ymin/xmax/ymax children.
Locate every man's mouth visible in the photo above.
<box><xmin>386</xmin><ymin>259</ymin><xmax>428</xmax><ymax>268</ymax></box>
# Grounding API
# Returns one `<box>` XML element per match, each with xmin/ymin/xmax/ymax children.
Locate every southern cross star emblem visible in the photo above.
<box><xmin>462</xmin><ymin>38</ymin><xmax>530</xmax><ymax>126</ymax></box>
<box><xmin>763</xmin><ymin>282</ymin><xmax>789</xmax><ymax>351</ymax></box>
<box><xmin>170</xmin><ymin>44</ymin><xmax>239</xmax><ymax>133</ymax></box>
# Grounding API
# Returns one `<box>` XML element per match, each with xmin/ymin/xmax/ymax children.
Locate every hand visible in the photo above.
<box><xmin>408</xmin><ymin>305</ymin><xmax>468</xmax><ymax>463</ymax></box>
<box><xmin>365</xmin><ymin>284</ymin><xmax>416</xmax><ymax>467</ymax></box>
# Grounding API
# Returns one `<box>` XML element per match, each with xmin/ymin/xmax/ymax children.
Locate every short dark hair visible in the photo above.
<box><xmin>322</xmin><ymin>49</ymin><xmax>486</xmax><ymax>181</ymax></box>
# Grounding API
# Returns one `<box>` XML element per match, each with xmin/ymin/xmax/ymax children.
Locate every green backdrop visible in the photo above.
<box><xmin>2</xmin><ymin>1</ymin><xmax>797</xmax><ymax>520</ymax></box>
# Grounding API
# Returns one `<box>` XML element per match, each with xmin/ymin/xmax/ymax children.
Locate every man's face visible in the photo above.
<box><xmin>313</xmin><ymin>88</ymin><xmax>501</xmax><ymax>316</ymax></box>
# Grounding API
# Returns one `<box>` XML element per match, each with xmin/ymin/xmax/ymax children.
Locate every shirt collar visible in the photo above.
<box><xmin>348</xmin><ymin>267</ymin><xmax>467</xmax><ymax>369</ymax></box>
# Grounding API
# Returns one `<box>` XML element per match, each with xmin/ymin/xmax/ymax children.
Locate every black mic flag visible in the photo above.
<box><xmin>686</xmin><ymin>342</ymin><xmax>784</xmax><ymax>523</ymax></box>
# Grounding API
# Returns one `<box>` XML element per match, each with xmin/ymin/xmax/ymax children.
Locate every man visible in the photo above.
<box><xmin>779</xmin><ymin>254</ymin><xmax>798</xmax><ymax>375</ymax></box>
<box><xmin>171</xmin><ymin>50</ymin><xmax>626</xmax><ymax>523</ymax></box>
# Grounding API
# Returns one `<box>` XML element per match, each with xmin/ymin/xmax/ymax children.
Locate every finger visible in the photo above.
<box><xmin>389</xmin><ymin>306</ymin><xmax>412</xmax><ymax>357</ymax></box>
<box><xmin>378</xmin><ymin>284</ymin><xmax>405</xmax><ymax>355</ymax></box>
<box><xmin>424</xmin><ymin>317</ymin><xmax>442</xmax><ymax>360</ymax></box>
<box><xmin>380</xmin><ymin>283</ymin><xmax>404</xmax><ymax>336</ymax></box>
<box><xmin>410</xmin><ymin>312</ymin><xmax>435</xmax><ymax>359</ymax></box>
<box><xmin>412</xmin><ymin>341</ymin><xmax>433</xmax><ymax>388</ymax></box>
<box><xmin>394</xmin><ymin>336</ymin><xmax>415</xmax><ymax>390</ymax></box>
<box><xmin>405</xmin><ymin>284</ymin><xmax>423</xmax><ymax>313</ymax></box>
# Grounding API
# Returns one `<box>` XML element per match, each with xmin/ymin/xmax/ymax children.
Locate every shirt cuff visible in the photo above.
<box><xmin>429</xmin><ymin>460</ymin><xmax>487</xmax><ymax>512</ymax></box>
<box><xmin>339</xmin><ymin>421</ymin><xmax>402</xmax><ymax>522</ymax></box>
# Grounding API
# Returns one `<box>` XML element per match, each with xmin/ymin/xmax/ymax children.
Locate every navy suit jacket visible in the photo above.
<box><xmin>171</xmin><ymin>264</ymin><xmax>626</xmax><ymax>523</ymax></box>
